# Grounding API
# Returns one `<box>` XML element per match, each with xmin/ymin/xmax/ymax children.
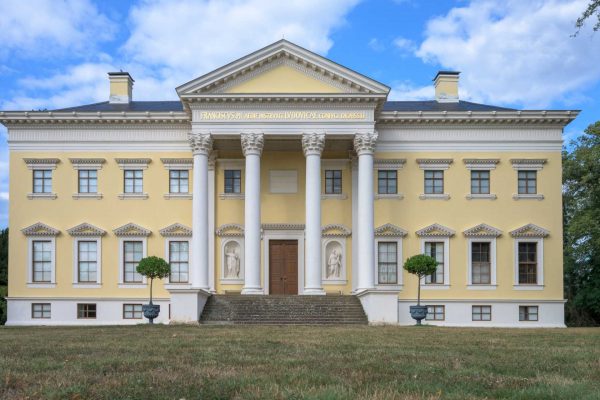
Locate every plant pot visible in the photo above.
<box><xmin>409</xmin><ymin>305</ymin><xmax>428</xmax><ymax>326</ymax></box>
<box><xmin>142</xmin><ymin>304</ymin><xmax>160</xmax><ymax>324</ymax></box>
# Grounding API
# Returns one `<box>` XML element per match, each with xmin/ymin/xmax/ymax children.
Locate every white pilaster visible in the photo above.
<box><xmin>241</xmin><ymin>133</ymin><xmax>265</xmax><ymax>295</ymax></box>
<box><xmin>302</xmin><ymin>133</ymin><xmax>326</xmax><ymax>295</ymax></box>
<box><xmin>354</xmin><ymin>132</ymin><xmax>378</xmax><ymax>291</ymax></box>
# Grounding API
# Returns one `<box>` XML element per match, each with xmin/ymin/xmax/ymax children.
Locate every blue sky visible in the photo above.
<box><xmin>1</xmin><ymin>0</ymin><xmax>599</xmax><ymax>229</ymax></box>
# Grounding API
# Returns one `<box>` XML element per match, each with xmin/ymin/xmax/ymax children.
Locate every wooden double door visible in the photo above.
<box><xmin>269</xmin><ymin>240</ymin><xmax>298</xmax><ymax>295</ymax></box>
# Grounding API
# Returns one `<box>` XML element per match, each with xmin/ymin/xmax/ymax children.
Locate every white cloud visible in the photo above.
<box><xmin>368</xmin><ymin>38</ymin><xmax>385</xmax><ymax>52</ymax></box>
<box><xmin>393</xmin><ymin>37</ymin><xmax>416</xmax><ymax>53</ymax></box>
<box><xmin>0</xmin><ymin>0</ymin><xmax>116</xmax><ymax>59</ymax></box>
<box><xmin>388</xmin><ymin>82</ymin><xmax>434</xmax><ymax>101</ymax></box>
<box><xmin>415</xmin><ymin>0</ymin><xmax>600</xmax><ymax>108</ymax></box>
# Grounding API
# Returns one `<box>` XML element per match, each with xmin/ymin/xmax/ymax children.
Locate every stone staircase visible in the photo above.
<box><xmin>199</xmin><ymin>295</ymin><xmax>368</xmax><ymax>325</ymax></box>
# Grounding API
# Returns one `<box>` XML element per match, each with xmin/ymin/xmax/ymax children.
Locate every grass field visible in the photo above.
<box><xmin>0</xmin><ymin>325</ymin><xmax>599</xmax><ymax>400</ymax></box>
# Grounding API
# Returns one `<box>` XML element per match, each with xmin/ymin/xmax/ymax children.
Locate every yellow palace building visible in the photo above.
<box><xmin>1</xmin><ymin>40</ymin><xmax>578</xmax><ymax>326</ymax></box>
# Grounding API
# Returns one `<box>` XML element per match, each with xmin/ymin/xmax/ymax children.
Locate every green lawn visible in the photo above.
<box><xmin>0</xmin><ymin>325</ymin><xmax>599</xmax><ymax>400</ymax></box>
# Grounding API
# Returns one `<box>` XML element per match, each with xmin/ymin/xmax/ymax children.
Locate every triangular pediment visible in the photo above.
<box><xmin>21</xmin><ymin>222</ymin><xmax>60</xmax><ymax>237</ymax></box>
<box><xmin>415</xmin><ymin>223</ymin><xmax>455</xmax><ymax>238</ymax></box>
<box><xmin>159</xmin><ymin>223</ymin><xmax>192</xmax><ymax>237</ymax></box>
<box><xmin>375</xmin><ymin>223</ymin><xmax>408</xmax><ymax>238</ymax></box>
<box><xmin>322</xmin><ymin>224</ymin><xmax>351</xmax><ymax>237</ymax></box>
<box><xmin>113</xmin><ymin>222</ymin><xmax>151</xmax><ymax>237</ymax></box>
<box><xmin>463</xmin><ymin>223</ymin><xmax>502</xmax><ymax>238</ymax></box>
<box><xmin>67</xmin><ymin>222</ymin><xmax>106</xmax><ymax>237</ymax></box>
<box><xmin>177</xmin><ymin>40</ymin><xmax>389</xmax><ymax>96</ymax></box>
<box><xmin>509</xmin><ymin>223</ymin><xmax>550</xmax><ymax>238</ymax></box>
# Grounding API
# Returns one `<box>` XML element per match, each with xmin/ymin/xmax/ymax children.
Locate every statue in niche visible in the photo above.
<box><xmin>326</xmin><ymin>243</ymin><xmax>342</xmax><ymax>279</ymax></box>
<box><xmin>224</xmin><ymin>242</ymin><xmax>241</xmax><ymax>278</ymax></box>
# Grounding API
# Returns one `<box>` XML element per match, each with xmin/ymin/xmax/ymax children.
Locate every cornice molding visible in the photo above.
<box><xmin>67</xmin><ymin>222</ymin><xmax>106</xmax><ymax>237</ymax></box>
<box><xmin>509</xmin><ymin>223</ymin><xmax>550</xmax><ymax>238</ymax></box>
<box><xmin>69</xmin><ymin>158</ymin><xmax>106</xmax><ymax>170</ymax></box>
<box><xmin>21</xmin><ymin>222</ymin><xmax>60</xmax><ymax>237</ymax></box>
<box><xmin>463</xmin><ymin>223</ymin><xmax>502</xmax><ymax>238</ymax></box>
<box><xmin>375</xmin><ymin>223</ymin><xmax>408</xmax><ymax>238</ymax></box>
<box><xmin>215</xmin><ymin>223</ymin><xmax>245</xmax><ymax>237</ymax></box>
<box><xmin>23</xmin><ymin>158</ymin><xmax>60</xmax><ymax>170</ymax></box>
<box><xmin>113</xmin><ymin>222</ymin><xmax>151</xmax><ymax>237</ymax></box>
<box><xmin>321</xmin><ymin>224</ymin><xmax>351</xmax><ymax>238</ymax></box>
<box><xmin>510</xmin><ymin>158</ymin><xmax>547</xmax><ymax>170</ymax></box>
<box><xmin>159</xmin><ymin>223</ymin><xmax>192</xmax><ymax>237</ymax></box>
<box><xmin>463</xmin><ymin>158</ymin><xmax>500</xmax><ymax>170</ymax></box>
<box><xmin>373</xmin><ymin>158</ymin><xmax>406</xmax><ymax>169</ymax></box>
<box><xmin>0</xmin><ymin>111</ymin><xmax>189</xmax><ymax>126</ymax></box>
<box><xmin>161</xmin><ymin>158</ymin><xmax>193</xmax><ymax>170</ymax></box>
<box><xmin>416</xmin><ymin>223</ymin><xmax>455</xmax><ymax>238</ymax></box>
<box><xmin>416</xmin><ymin>158</ymin><xmax>453</xmax><ymax>170</ymax></box>
<box><xmin>261</xmin><ymin>223</ymin><xmax>305</xmax><ymax>231</ymax></box>
<box><xmin>115</xmin><ymin>158</ymin><xmax>152</xmax><ymax>170</ymax></box>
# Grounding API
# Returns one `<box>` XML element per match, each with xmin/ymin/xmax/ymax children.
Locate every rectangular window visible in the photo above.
<box><xmin>471</xmin><ymin>170</ymin><xmax>490</xmax><ymax>194</ymax></box>
<box><xmin>78</xmin><ymin>170</ymin><xmax>98</xmax><ymax>193</ymax></box>
<box><xmin>123</xmin><ymin>304</ymin><xmax>143</xmax><ymax>319</ymax></box>
<box><xmin>169</xmin><ymin>170</ymin><xmax>189</xmax><ymax>194</ymax></box>
<box><xmin>78</xmin><ymin>241</ymin><xmax>97</xmax><ymax>283</ymax></box>
<box><xmin>377</xmin><ymin>170</ymin><xmax>397</xmax><ymax>194</ymax></box>
<box><xmin>32</xmin><ymin>240</ymin><xmax>52</xmax><ymax>282</ymax></box>
<box><xmin>169</xmin><ymin>241</ymin><xmax>189</xmax><ymax>283</ymax></box>
<box><xmin>124</xmin><ymin>170</ymin><xmax>143</xmax><ymax>193</ymax></box>
<box><xmin>471</xmin><ymin>242</ymin><xmax>491</xmax><ymax>284</ymax></box>
<box><xmin>377</xmin><ymin>242</ymin><xmax>398</xmax><ymax>284</ymax></box>
<box><xmin>519</xmin><ymin>306</ymin><xmax>539</xmax><ymax>321</ymax></box>
<box><xmin>325</xmin><ymin>170</ymin><xmax>342</xmax><ymax>194</ymax></box>
<box><xmin>518</xmin><ymin>171</ymin><xmax>537</xmax><ymax>194</ymax></box>
<box><xmin>472</xmin><ymin>305</ymin><xmax>492</xmax><ymax>321</ymax></box>
<box><xmin>424</xmin><ymin>242</ymin><xmax>444</xmax><ymax>284</ymax></box>
<box><xmin>518</xmin><ymin>242</ymin><xmax>537</xmax><ymax>284</ymax></box>
<box><xmin>424</xmin><ymin>170</ymin><xmax>444</xmax><ymax>194</ymax></box>
<box><xmin>77</xmin><ymin>303</ymin><xmax>97</xmax><ymax>319</ymax></box>
<box><xmin>123</xmin><ymin>241</ymin><xmax>144</xmax><ymax>283</ymax></box>
<box><xmin>31</xmin><ymin>303</ymin><xmax>51</xmax><ymax>319</ymax></box>
<box><xmin>33</xmin><ymin>170</ymin><xmax>52</xmax><ymax>193</ymax></box>
<box><xmin>425</xmin><ymin>305</ymin><xmax>445</xmax><ymax>321</ymax></box>
<box><xmin>224</xmin><ymin>170</ymin><xmax>242</xmax><ymax>194</ymax></box>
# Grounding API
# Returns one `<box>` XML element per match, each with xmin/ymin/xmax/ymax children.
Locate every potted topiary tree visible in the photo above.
<box><xmin>403</xmin><ymin>254</ymin><xmax>438</xmax><ymax>325</ymax></box>
<box><xmin>136</xmin><ymin>256</ymin><xmax>171</xmax><ymax>324</ymax></box>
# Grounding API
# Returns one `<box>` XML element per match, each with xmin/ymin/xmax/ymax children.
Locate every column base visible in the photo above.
<box><xmin>303</xmin><ymin>288</ymin><xmax>326</xmax><ymax>295</ymax></box>
<box><xmin>241</xmin><ymin>287</ymin><xmax>265</xmax><ymax>295</ymax></box>
<box><xmin>168</xmin><ymin>288</ymin><xmax>211</xmax><ymax>323</ymax></box>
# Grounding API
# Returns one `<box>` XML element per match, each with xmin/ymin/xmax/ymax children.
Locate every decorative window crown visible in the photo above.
<box><xmin>216</xmin><ymin>224</ymin><xmax>245</xmax><ymax>237</ymax></box>
<box><xmin>23</xmin><ymin>158</ymin><xmax>60</xmax><ymax>170</ymax></box>
<box><xmin>321</xmin><ymin>224</ymin><xmax>351</xmax><ymax>238</ymax></box>
<box><xmin>463</xmin><ymin>223</ymin><xmax>502</xmax><ymax>238</ymax></box>
<box><xmin>159</xmin><ymin>223</ymin><xmax>192</xmax><ymax>237</ymax></box>
<box><xmin>21</xmin><ymin>222</ymin><xmax>60</xmax><ymax>236</ymax></box>
<box><xmin>113</xmin><ymin>222</ymin><xmax>151</xmax><ymax>237</ymax></box>
<box><xmin>415</xmin><ymin>223</ymin><xmax>455</xmax><ymax>237</ymax></box>
<box><xmin>374</xmin><ymin>159</ymin><xmax>406</xmax><ymax>169</ymax></box>
<box><xmin>416</xmin><ymin>158</ymin><xmax>453</xmax><ymax>170</ymax></box>
<box><xmin>115</xmin><ymin>158</ymin><xmax>152</xmax><ymax>170</ymax></box>
<box><xmin>67</xmin><ymin>222</ymin><xmax>106</xmax><ymax>237</ymax></box>
<box><xmin>510</xmin><ymin>159</ymin><xmax>547</xmax><ymax>170</ymax></box>
<box><xmin>161</xmin><ymin>158</ymin><xmax>193</xmax><ymax>170</ymax></box>
<box><xmin>69</xmin><ymin>158</ymin><xmax>106</xmax><ymax>170</ymax></box>
<box><xmin>375</xmin><ymin>223</ymin><xmax>408</xmax><ymax>237</ymax></box>
<box><xmin>463</xmin><ymin>158</ymin><xmax>499</xmax><ymax>170</ymax></box>
<box><xmin>509</xmin><ymin>223</ymin><xmax>550</xmax><ymax>238</ymax></box>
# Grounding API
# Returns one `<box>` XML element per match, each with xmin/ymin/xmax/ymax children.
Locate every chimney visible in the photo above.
<box><xmin>108</xmin><ymin>72</ymin><xmax>134</xmax><ymax>104</ymax></box>
<box><xmin>433</xmin><ymin>71</ymin><xmax>460</xmax><ymax>103</ymax></box>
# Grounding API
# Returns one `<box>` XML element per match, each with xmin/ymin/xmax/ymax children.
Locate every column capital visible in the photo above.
<box><xmin>189</xmin><ymin>133</ymin><xmax>213</xmax><ymax>156</ymax></box>
<box><xmin>353</xmin><ymin>132</ymin><xmax>378</xmax><ymax>156</ymax></box>
<box><xmin>302</xmin><ymin>133</ymin><xmax>326</xmax><ymax>156</ymax></box>
<box><xmin>241</xmin><ymin>132</ymin><xmax>264</xmax><ymax>156</ymax></box>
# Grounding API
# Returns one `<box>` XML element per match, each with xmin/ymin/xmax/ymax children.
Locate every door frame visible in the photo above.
<box><xmin>263</xmin><ymin>228</ymin><xmax>305</xmax><ymax>295</ymax></box>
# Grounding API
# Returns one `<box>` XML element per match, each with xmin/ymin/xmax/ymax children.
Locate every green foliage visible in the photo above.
<box><xmin>0</xmin><ymin>228</ymin><xmax>7</xmax><ymax>286</ymax></box>
<box><xmin>563</xmin><ymin>121</ymin><xmax>600</xmax><ymax>326</ymax></box>
<box><xmin>403</xmin><ymin>254</ymin><xmax>438</xmax><ymax>277</ymax></box>
<box><xmin>575</xmin><ymin>0</ymin><xmax>600</xmax><ymax>35</ymax></box>
<box><xmin>0</xmin><ymin>286</ymin><xmax>6</xmax><ymax>325</ymax></box>
<box><xmin>136</xmin><ymin>256</ymin><xmax>171</xmax><ymax>280</ymax></box>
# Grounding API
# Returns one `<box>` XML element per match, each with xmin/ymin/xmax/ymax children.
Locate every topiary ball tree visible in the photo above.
<box><xmin>136</xmin><ymin>256</ymin><xmax>171</xmax><ymax>306</ymax></box>
<box><xmin>403</xmin><ymin>254</ymin><xmax>438</xmax><ymax>306</ymax></box>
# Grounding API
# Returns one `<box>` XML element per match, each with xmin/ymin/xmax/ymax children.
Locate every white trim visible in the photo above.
<box><xmin>416</xmin><ymin>159</ymin><xmax>453</xmax><ymax>170</ymax></box>
<box><xmin>375</xmin><ymin>193</ymin><xmax>404</xmax><ymax>200</ymax></box>
<box><xmin>69</xmin><ymin>158</ymin><xmax>105</xmax><ymax>170</ymax></box>
<box><xmin>163</xmin><ymin>193</ymin><xmax>192</xmax><ymax>200</ymax></box>
<box><xmin>420</xmin><ymin>237</ymin><xmax>450</xmax><ymax>289</ymax></box>
<box><xmin>72</xmin><ymin>193</ymin><xmax>103</xmax><ymax>200</ymax></box>
<box><xmin>463</xmin><ymin>159</ymin><xmax>499</xmax><ymax>170</ymax></box>
<box><xmin>513</xmin><ymin>194</ymin><xmax>544</xmax><ymax>200</ymax></box>
<box><xmin>466</xmin><ymin>194</ymin><xmax>497</xmax><ymax>200</ymax></box>
<box><xmin>221</xmin><ymin>237</ymin><xmax>245</xmax><ymax>284</ymax></box>
<box><xmin>419</xmin><ymin>193</ymin><xmax>450</xmax><ymax>200</ymax></box>
<box><xmin>118</xmin><ymin>237</ymin><xmax>148</xmax><ymax>285</ymax></box>
<box><xmin>115</xmin><ymin>158</ymin><xmax>151</xmax><ymax>170</ymax></box>
<box><xmin>466</xmin><ymin>237</ymin><xmax>497</xmax><ymax>287</ymax></box>
<box><xmin>164</xmin><ymin>237</ymin><xmax>192</xmax><ymax>285</ymax></box>
<box><xmin>513</xmin><ymin>237</ymin><xmax>544</xmax><ymax>288</ymax></box>
<box><xmin>27</xmin><ymin>237</ymin><xmax>56</xmax><ymax>285</ymax></box>
<box><xmin>160</xmin><ymin>158</ymin><xmax>193</xmax><ymax>170</ymax></box>
<box><xmin>24</xmin><ymin>158</ymin><xmax>59</xmax><ymax>170</ymax></box>
<box><xmin>27</xmin><ymin>193</ymin><xmax>57</xmax><ymax>200</ymax></box>
<box><xmin>322</xmin><ymin>237</ymin><xmax>347</xmax><ymax>285</ymax></box>
<box><xmin>118</xmin><ymin>193</ymin><xmax>149</xmax><ymax>200</ymax></box>
<box><xmin>219</xmin><ymin>193</ymin><xmax>245</xmax><ymax>200</ymax></box>
<box><xmin>262</xmin><ymin>229</ymin><xmax>305</xmax><ymax>295</ymax></box>
<box><xmin>510</xmin><ymin>159</ymin><xmax>547</xmax><ymax>171</ymax></box>
<box><xmin>72</xmin><ymin>237</ymin><xmax>102</xmax><ymax>285</ymax></box>
<box><xmin>374</xmin><ymin>236</ymin><xmax>403</xmax><ymax>290</ymax></box>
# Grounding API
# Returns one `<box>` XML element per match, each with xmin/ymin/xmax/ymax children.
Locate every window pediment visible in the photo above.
<box><xmin>113</xmin><ymin>223</ymin><xmax>151</xmax><ymax>237</ymax></box>
<box><xmin>21</xmin><ymin>222</ymin><xmax>60</xmax><ymax>237</ymax></box>
<box><xmin>375</xmin><ymin>223</ymin><xmax>408</xmax><ymax>238</ymax></box>
<box><xmin>159</xmin><ymin>223</ymin><xmax>192</xmax><ymax>237</ymax></box>
<box><xmin>67</xmin><ymin>222</ymin><xmax>106</xmax><ymax>237</ymax></box>
<box><xmin>416</xmin><ymin>223</ymin><xmax>455</xmax><ymax>238</ymax></box>
<box><xmin>509</xmin><ymin>224</ymin><xmax>549</xmax><ymax>238</ymax></box>
<box><xmin>463</xmin><ymin>223</ymin><xmax>502</xmax><ymax>238</ymax></box>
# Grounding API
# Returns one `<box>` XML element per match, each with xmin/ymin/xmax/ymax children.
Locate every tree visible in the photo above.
<box><xmin>0</xmin><ymin>228</ymin><xmax>7</xmax><ymax>325</ymax></box>
<box><xmin>563</xmin><ymin>121</ymin><xmax>600</xmax><ymax>326</ymax></box>
<box><xmin>403</xmin><ymin>254</ymin><xmax>438</xmax><ymax>306</ymax></box>
<box><xmin>136</xmin><ymin>256</ymin><xmax>170</xmax><ymax>305</ymax></box>
<box><xmin>575</xmin><ymin>0</ymin><xmax>600</xmax><ymax>36</ymax></box>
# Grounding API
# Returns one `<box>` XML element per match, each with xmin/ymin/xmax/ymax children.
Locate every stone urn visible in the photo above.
<box><xmin>409</xmin><ymin>305</ymin><xmax>428</xmax><ymax>325</ymax></box>
<box><xmin>142</xmin><ymin>303</ymin><xmax>160</xmax><ymax>324</ymax></box>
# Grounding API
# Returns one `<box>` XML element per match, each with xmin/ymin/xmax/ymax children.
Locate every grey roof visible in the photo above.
<box><xmin>54</xmin><ymin>101</ymin><xmax>184</xmax><ymax>112</ymax></box>
<box><xmin>382</xmin><ymin>100</ymin><xmax>515</xmax><ymax>112</ymax></box>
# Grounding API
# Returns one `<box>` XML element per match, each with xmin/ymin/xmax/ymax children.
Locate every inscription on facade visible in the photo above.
<box><xmin>199</xmin><ymin>111</ymin><xmax>367</xmax><ymax>121</ymax></box>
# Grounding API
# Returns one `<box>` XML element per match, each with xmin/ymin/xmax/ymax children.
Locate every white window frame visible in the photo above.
<box><xmin>417</xmin><ymin>159</ymin><xmax>452</xmax><ymax>200</ymax></box>
<box><xmin>513</xmin><ymin>238</ymin><xmax>544</xmax><ymax>290</ymax></box>
<box><xmin>164</xmin><ymin>237</ymin><xmax>192</xmax><ymax>286</ymax></box>
<box><xmin>466</xmin><ymin>238</ymin><xmax>497</xmax><ymax>290</ymax></box>
<box><xmin>116</xmin><ymin>158</ymin><xmax>150</xmax><ymax>200</ymax></box>
<box><xmin>463</xmin><ymin>159</ymin><xmax>498</xmax><ymax>200</ymax></box>
<box><xmin>322</xmin><ymin>159</ymin><xmax>349</xmax><ymax>200</ymax></box>
<box><xmin>511</xmin><ymin>159</ymin><xmax>546</xmax><ymax>200</ymax></box>
<box><xmin>420</xmin><ymin>238</ymin><xmax>450</xmax><ymax>289</ymax></box>
<box><xmin>161</xmin><ymin>158</ymin><xmax>193</xmax><ymax>200</ymax></box>
<box><xmin>72</xmin><ymin>237</ymin><xmax>102</xmax><ymax>288</ymax></box>
<box><xmin>218</xmin><ymin>159</ymin><xmax>245</xmax><ymax>200</ymax></box>
<box><xmin>118</xmin><ymin>237</ymin><xmax>147</xmax><ymax>288</ymax></box>
<box><xmin>220</xmin><ymin>238</ymin><xmax>245</xmax><ymax>284</ymax></box>
<box><xmin>70</xmin><ymin>158</ymin><xmax>104</xmax><ymax>200</ymax></box>
<box><xmin>374</xmin><ymin>237</ymin><xmax>403</xmax><ymax>290</ymax></box>
<box><xmin>27</xmin><ymin>237</ymin><xmax>56</xmax><ymax>288</ymax></box>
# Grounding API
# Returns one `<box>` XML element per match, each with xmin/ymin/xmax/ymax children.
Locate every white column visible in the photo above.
<box><xmin>189</xmin><ymin>133</ymin><xmax>213</xmax><ymax>290</ymax></box>
<box><xmin>302</xmin><ymin>133</ymin><xmax>326</xmax><ymax>295</ymax></box>
<box><xmin>354</xmin><ymin>132</ymin><xmax>378</xmax><ymax>291</ymax></box>
<box><xmin>208</xmin><ymin>152</ymin><xmax>217</xmax><ymax>293</ymax></box>
<box><xmin>241</xmin><ymin>133</ymin><xmax>264</xmax><ymax>295</ymax></box>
